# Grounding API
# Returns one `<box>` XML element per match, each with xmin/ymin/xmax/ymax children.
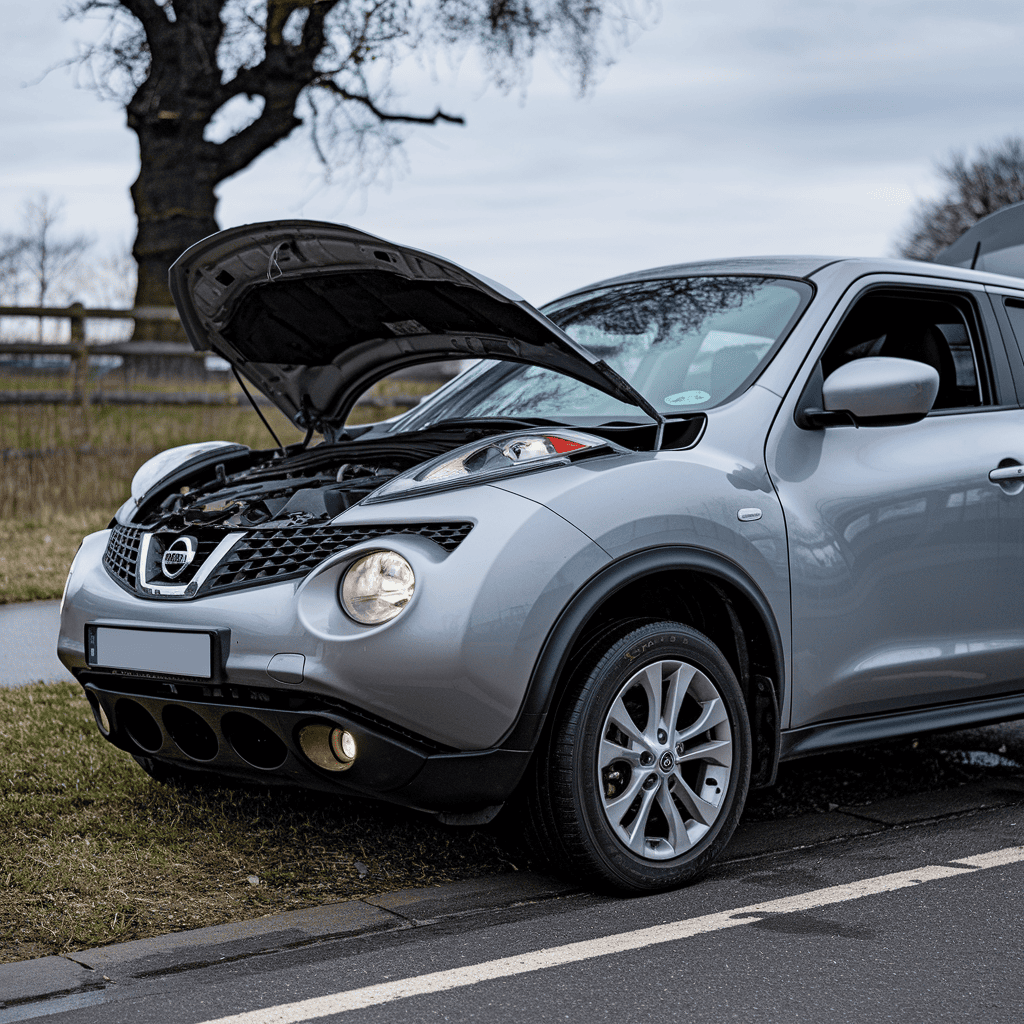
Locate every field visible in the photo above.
<box><xmin>0</xmin><ymin>380</ymin><xmax>435</xmax><ymax>603</ymax></box>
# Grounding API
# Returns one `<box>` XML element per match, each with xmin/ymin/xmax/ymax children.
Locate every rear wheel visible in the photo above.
<box><xmin>532</xmin><ymin>621</ymin><xmax>751</xmax><ymax>892</ymax></box>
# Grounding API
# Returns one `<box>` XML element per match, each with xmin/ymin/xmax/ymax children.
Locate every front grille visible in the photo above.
<box><xmin>202</xmin><ymin>521</ymin><xmax>474</xmax><ymax>594</ymax></box>
<box><xmin>102</xmin><ymin>520</ymin><xmax>473</xmax><ymax>597</ymax></box>
<box><xmin>103</xmin><ymin>524</ymin><xmax>143</xmax><ymax>591</ymax></box>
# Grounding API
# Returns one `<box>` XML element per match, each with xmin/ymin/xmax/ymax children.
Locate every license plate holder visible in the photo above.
<box><xmin>86</xmin><ymin>625</ymin><xmax>219</xmax><ymax>680</ymax></box>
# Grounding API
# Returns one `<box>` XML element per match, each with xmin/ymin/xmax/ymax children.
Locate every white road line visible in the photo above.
<box><xmin>198</xmin><ymin>845</ymin><xmax>1024</xmax><ymax>1024</ymax></box>
<box><xmin>952</xmin><ymin>846</ymin><xmax>1024</xmax><ymax>869</ymax></box>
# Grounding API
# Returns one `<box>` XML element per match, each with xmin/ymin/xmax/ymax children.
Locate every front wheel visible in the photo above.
<box><xmin>538</xmin><ymin>621</ymin><xmax>751</xmax><ymax>893</ymax></box>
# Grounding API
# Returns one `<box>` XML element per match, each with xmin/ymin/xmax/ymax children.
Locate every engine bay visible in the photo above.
<box><xmin>129</xmin><ymin>419</ymin><xmax>545</xmax><ymax>532</ymax></box>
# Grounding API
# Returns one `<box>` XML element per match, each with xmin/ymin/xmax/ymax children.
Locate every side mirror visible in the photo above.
<box><xmin>801</xmin><ymin>356</ymin><xmax>939</xmax><ymax>428</ymax></box>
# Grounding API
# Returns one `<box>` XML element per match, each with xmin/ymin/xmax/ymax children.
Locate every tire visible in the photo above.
<box><xmin>533</xmin><ymin>621</ymin><xmax>751</xmax><ymax>893</ymax></box>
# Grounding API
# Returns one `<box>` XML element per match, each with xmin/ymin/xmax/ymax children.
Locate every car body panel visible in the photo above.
<box><xmin>766</xmin><ymin>271</ymin><xmax>1024</xmax><ymax>728</ymax></box>
<box><xmin>494</xmin><ymin>383</ymin><xmax>793</xmax><ymax>720</ymax></box>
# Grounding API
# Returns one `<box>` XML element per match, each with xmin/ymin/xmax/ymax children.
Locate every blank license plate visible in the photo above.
<box><xmin>89</xmin><ymin>627</ymin><xmax>212</xmax><ymax>679</ymax></box>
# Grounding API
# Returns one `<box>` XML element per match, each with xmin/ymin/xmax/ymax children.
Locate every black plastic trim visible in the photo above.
<box><xmin>85</xmin><ymin>623</ymin><xmax>231</xmax><ymax>682</ymax></box>
<box><xmin>780</xmin><ymin>691</ymin><xmax>1024</xmax><ymax>760</ymax></box>
<box><xmin>83</xmin><ymin>678</ymin><xmax>532</xmax><ymax>812</ymax></box>
<box><xmin>398</xmin><ymin>749</ymin><xmax>533</xmax><ymax>812</ymax></box>
<box><xmin>500</xmin><ymin>545</ymin><xmax>786</xmax><ymax>752</ymax></box>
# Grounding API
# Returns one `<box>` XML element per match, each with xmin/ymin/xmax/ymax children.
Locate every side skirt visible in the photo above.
<box><xmin>780</xmin><ymin>691</ymin><xmax>1024</xmax><ymax>760</ymax></box>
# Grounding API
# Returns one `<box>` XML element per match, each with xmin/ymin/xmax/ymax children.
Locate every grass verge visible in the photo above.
<box><xmin>0</xmin><ymin>682</ymin><xmax>521</xmax><ymax>965</ymax></box>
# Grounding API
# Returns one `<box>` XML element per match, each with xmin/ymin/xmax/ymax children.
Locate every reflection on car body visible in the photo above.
<box><xmin>57</xmin><ymin>202</ymin><xmax>1024</xmax><ymax>892</ymax></box>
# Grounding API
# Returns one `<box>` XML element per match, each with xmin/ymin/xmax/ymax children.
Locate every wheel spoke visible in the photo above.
<box><xmin>670</xmin><ymin>774</ymin><xmax>718</xmax><ymax>825</ymax></box>
<box><xmin>676</xmin><ymin>738</ymin><xmax>732</xmax><ymax>767</ymax></box>
<box><xmin>600</xmin><ymin>737</ymin><xmax>643</xmax><ymax>769</ymax></box>
<box><xmin>606</xmin><ymin>695</ymin><xmax>650</xmax><ymax>751</ymax></box>
<box><xmin>656</xmin><ymin>784</ymin><xmax>693</xmax><ymax>853</ymax></box>
<box><xmin>625</xmin><ymin>782</ymin><xmax>660</xmax><ymax>853</ymax></box>
<box><xmin>662</xmin><ymin>663</ymin><xmax>696</xmax><ymax>736</ymax></box>
<box><xmin>676</xmin><ymin>696</ymin><xmax>729</xmax><ymax>742</ymax></box>
<box><xmin>635</xmin><ymin>664</ymin><xmax>664</xmax><ymax>743</ymax></box>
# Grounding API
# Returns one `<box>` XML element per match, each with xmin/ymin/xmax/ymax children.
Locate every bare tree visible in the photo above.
<box><xmin>16</xmin><ymin>194</ymin><xmax>93</xmax><ymax>313</ymax></box>
<box><xmin>0</xmin><ymin>235</ymin><xmax>27</xmax><ymax>304</ymax></box>
<box><xmin>895</xmin><ymin>137</ymin><xmax>1024</xmax><ymax>262</ymax></box>
<box><xmin>61</xmin><ymin>0</ymin><xmax>652</xmax><ymax>331</ymax></box>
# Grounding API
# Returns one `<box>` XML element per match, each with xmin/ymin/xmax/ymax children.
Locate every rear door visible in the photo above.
<box><xmin>766</xmin><ymin>274</ymin><xmax>1024</xmax><ymax>730</ymax></box>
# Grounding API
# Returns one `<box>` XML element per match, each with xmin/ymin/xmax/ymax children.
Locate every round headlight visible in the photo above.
<box><xmin>340</xmin><ymin>550</ymin><xmax>415</xmax><ymax>625</ymax></box>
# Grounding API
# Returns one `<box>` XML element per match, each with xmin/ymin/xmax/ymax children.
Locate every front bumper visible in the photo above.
<box><xmin>59</xmin><ymin>485</ymin><xmax>609</xmax><ymax>810</ymax></box>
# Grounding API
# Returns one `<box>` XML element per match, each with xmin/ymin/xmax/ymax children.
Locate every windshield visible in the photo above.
<box><xmin>390</xmin><ymin>275</ymin><xmax>812</xmax><ymax>430</ymax></box>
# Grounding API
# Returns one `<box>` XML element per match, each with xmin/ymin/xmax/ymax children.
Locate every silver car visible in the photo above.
<box><xmin>57</xmin><ymin>206</ymin><xmax>1024</xmax><ymax>893</ymax></box>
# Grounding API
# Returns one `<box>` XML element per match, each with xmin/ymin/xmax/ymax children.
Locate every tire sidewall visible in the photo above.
<box><xmin>563</xmin><ymin>622</ymin><xmax>752</xmax><ymax>891</ymax></box>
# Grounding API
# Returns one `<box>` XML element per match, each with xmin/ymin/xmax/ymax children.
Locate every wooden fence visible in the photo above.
<box><xmin>0</xmin><ymin>304</ymin><xmax>422</xmax><ymax>410</ymax></box>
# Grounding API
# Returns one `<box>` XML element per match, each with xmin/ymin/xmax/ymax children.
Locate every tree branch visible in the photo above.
<box><xmin>213</xmin><ymin>99</ymin><xmax>305</xmax><ymax>181</ymax></box>
<box><xmin>312</xmin><ymin>78</ymin><xmax>464</xmax><ymax>125</ymax></box>
<box><xmin>117</xmin><ymin>0</ymin><xmax>172</xmax><ymax>45</ymax></box>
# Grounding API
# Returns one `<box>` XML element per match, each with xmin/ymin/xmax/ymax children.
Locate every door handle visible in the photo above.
<box><xmin>989</xmin><ymin>465</ymin><xmax>1024</xmax><ymax>482</ymax></box>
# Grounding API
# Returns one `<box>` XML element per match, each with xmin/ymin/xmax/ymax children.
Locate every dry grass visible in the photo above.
<box><xmin>0</xmin><ymin>514</ymin><xmax>112</xmax><ymax>604</ymax></box>
<box><xmin>0</xmin><ymin>378</ymin><xmax>441</xmax><ymax>602</ymax></box>
<box><xmin>0</xmin><ymin>682</ymin><xmax>521</xmax><ymax>965</ymax></box>
<box><xmin>0</xmin><ymin>403</ymin><xmax>306</xmax><ymax>522</ymax></box>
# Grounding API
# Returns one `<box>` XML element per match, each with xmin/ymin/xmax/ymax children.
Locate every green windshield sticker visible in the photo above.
<box><xmin>665</xmin><ymin>390</ymin><xmax>710</xmax><ymax>406</ymax></box>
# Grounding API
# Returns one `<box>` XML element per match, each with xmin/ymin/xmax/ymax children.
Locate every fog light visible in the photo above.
<box><xmin>299</xmin><ymin>723</ymin><xmax>357</xmax><ymax>772</ymax></box>
<box><xmin>331</xmin><ymin>728</ymin><xmax>357</xmax><ymax>763</ymax></box>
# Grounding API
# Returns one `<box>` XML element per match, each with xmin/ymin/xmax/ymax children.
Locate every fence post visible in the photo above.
<box><xmin>68</xmin><ymin>301</ymin><xmax>90</xmax><ymax>425</ymax></box>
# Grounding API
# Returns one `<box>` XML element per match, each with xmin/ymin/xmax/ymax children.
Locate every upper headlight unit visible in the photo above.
<box><xmin>365</xmin><ymin>429</ymin><xmax>609</xmax><ymax>504</ymax></box>
<box><xmin>340</xmin><ymin>550</ymin><xmax>415</xmax><ymax>625</ymax></box>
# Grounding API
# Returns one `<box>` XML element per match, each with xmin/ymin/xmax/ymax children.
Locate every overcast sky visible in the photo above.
<box><xmin>4</xmin><ymin>1</ymin><xmax>1024</xmax><ymax>305</ymax></box>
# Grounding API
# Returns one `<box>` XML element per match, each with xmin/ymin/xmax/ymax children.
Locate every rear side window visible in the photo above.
<box><xmin>821</xmin><ymin>290</ymin><xmax>988</xmax><ymax>410</ymax></box>
<box><xmin>1001</xmin><ymin>299</ymin><xmax>1024</xmax><ymax>357</ymax></box>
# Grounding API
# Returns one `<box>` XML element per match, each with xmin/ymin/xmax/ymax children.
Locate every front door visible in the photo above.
<box><xmin>767</xmin><ymin>280</ymin><xmax>1024</xmax><ymax>729</ymax></box>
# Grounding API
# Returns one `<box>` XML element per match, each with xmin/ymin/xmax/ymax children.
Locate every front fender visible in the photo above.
<box><xmin>499</xmin><ymin>545</ymin><xmax>787</xmax><ymax>751</ymax></box>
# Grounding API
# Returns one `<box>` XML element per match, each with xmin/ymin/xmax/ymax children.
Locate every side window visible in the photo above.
<box><xmin>1002</xmin><ymin>299</ymin><xmax>1024</xmax><ymax>359</ymax></box>
<box><xmin>820</xmin><ymin>290</ymin><xmax>988</xmax><ymax>410</ymax></box>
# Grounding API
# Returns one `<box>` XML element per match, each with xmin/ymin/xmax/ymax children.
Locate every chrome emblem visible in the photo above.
<box><xmin>161</xmin><ymin>536</ymin><xmax>197</xmax><ymax>579</ymax></box>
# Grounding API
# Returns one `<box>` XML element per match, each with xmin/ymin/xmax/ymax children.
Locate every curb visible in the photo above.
<box><xmin>0</xmin><ymin>874</ymin><xmax>578</xmax><ymax>1012</ymax></box>
<box><xmin>4</xmin><ymin>776</ymin><xmax>1024</xmax><ymax>1012</ymax></box>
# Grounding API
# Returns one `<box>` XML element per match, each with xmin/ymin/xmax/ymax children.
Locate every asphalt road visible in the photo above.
<box><xmin>6</xmin><ymin>804</ymin><xmax>1023</xmax><ymax>1024</ymax></box>
<box><xmin>0</xmin><ymin>600</ymin><xmax>75</xmax><ymax>688</ymax></box>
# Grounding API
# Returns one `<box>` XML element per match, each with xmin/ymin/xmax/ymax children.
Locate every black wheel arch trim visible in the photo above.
<box><xmin>499</xmin><ymin>544</ymin><xmax>787</xmax><ymax>753</ymax></box>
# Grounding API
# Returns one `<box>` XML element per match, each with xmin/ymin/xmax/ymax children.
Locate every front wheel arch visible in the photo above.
<box><xmin>502</xmin><ymin>546</ymin><xmax>785</xmax><ymax>785</ymax></box>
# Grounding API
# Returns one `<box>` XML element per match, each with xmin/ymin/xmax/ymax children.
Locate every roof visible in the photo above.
<box><xmin>547</xmin><ymin>256</ymin><xmax>840</xmax><ymax>303</ymax></box>
<box><xmin>546</xmin><ymin>254</ymin><xmax>1024</xmax><ymax>307</ymax></box>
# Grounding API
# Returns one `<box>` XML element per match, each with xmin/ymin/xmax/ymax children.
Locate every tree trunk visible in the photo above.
<box><xmin>130</xmin><ymin>130</ymin><xmax>219</xmax><ymax>340</ymax></box>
